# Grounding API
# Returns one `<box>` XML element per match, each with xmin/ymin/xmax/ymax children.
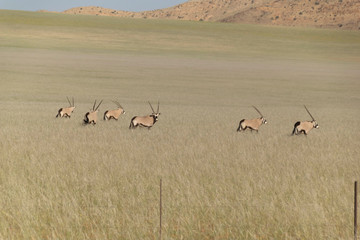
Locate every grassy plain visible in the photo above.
<box><xmin>0</xmin><ymin>9</ymin><xmax>359</xmax><ymax>239</ymax></box>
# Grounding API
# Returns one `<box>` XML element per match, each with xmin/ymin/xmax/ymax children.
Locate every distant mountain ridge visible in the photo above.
<box><xmin>47</xmin><ymin>0</ymin><xmax>359</xmax><ymax>30</ymax></box>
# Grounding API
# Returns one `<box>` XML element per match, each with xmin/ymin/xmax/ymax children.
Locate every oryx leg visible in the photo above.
<box><xmin>237</xmin><ymin>120</ymin><xmax>245</xmax><ymax>132</ymax></box>
<box><xmin>56</xmin><ymin>109</ymin><xmax>62</xmax><ymax>118</ymax></box>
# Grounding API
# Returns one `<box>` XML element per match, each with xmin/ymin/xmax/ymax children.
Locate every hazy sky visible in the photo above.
<box><xmin>0</xmin><ymin>0</ymin><xmax>188</xmax><ymax>12</ymax></box>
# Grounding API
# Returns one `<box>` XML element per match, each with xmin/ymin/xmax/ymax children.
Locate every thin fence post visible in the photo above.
<box><xmin>160</xmin><ymin>178</ymin><xmax>162</xmax><ymax>240</ymax></box>
<box><xmin>355</xmin><ymin>181</ymin><xmax>358</xmax><ymax>240</ymax></box>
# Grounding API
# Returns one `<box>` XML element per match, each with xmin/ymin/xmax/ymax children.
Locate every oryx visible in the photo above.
<box><xmin>104</xmin><ymin>101</ymin><xmax>126</xmax><ymax>121</ymax></box>
<box><xmin>83</xmin><ymin>100</ymin><xmax>103</xmax><ymax>125</ymax></box>
<box><xmin>237</xmin><ymin>106</ymin><xmax>267</xmax><ymax>132</ymax></box>
<box><xmin>129</xmin><ymin>101</ymin><xmax>160</xmax><ymax>129</ymax></box>
<box><xmin>292</xmin><ymin>105</ymin><xmax>319</xmax><ymax>135</ymax></box>
<box><xmin>56</xmin><ymin>97</ymin><xmax>75</xmax><ymax>118</ymax></box>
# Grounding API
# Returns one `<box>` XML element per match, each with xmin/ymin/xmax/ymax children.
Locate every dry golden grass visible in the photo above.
<box><xmin>0</xmin><ymin>10</ymin><xmax>359</xmax><ymax>239</ymax></box>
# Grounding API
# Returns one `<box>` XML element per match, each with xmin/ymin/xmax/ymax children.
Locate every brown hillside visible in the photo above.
<box><xmin>60</xmin><ymin>0</ymin><xmax>360</xmax><ymax>30</ymax></box>
<box><xmin>62</xmin><ymin>6</ymin><xmax>134</xmax><ymax>17</ymax></box>
<box><xmin>220</xmin><ymin>0</ymin><xmax>360</xmax><ymax>30</ymax></box>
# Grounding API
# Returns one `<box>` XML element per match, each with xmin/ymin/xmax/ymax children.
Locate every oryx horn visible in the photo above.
<box><xmin>95</xmin><ymin>100</ymin><xmax>103</xmax><ymax>111</ymax></box>
<box><xmin>252</xmin><ymin>105</ymin><xmax>263</xmax><ymax>117</ymax></box>
<box><xmin>304</xmin><ymin>105</ymin><xmax>315</xmax><ymax>121</ymax></box>
<box><xmin>148</xmin><ymin>101</ymin><xmax>156</xmax><ymax>114</ymax></box>
<box><xmin>112</xmin><ymin>101</ymin><xmax>123</xmax><ymax>109</ymax></box>
<box><xmin>93</xmin><ymin>100</ymin><xmax>97</xmax><ymax>111</ymax></box>
<box><xmin>66</xmin><ymin>96</ymin><xmax>72</xmax><ymax>107</ymax></box>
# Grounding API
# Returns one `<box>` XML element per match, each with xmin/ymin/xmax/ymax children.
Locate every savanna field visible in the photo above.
<box><xmin>0</xmin><ymin>10</ymin><xmax>359</xmax><ymax>239</ymax></box>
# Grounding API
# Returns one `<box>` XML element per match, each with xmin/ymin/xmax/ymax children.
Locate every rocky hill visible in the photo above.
<box><xmin>59</xmin><ymin>0</ymin><xmax>360</xmax><ymax>30</ymax></box>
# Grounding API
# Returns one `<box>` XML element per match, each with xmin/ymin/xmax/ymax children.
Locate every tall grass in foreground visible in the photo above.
<box><xmin>0</xmin><ymin>10</ymin><xmax>359</xmax><ymax>239</ymax></box>
<box><xmin>0</xmin><ymin>101</ymin><xmax>358</xmax><ymax>239</ymax></box>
